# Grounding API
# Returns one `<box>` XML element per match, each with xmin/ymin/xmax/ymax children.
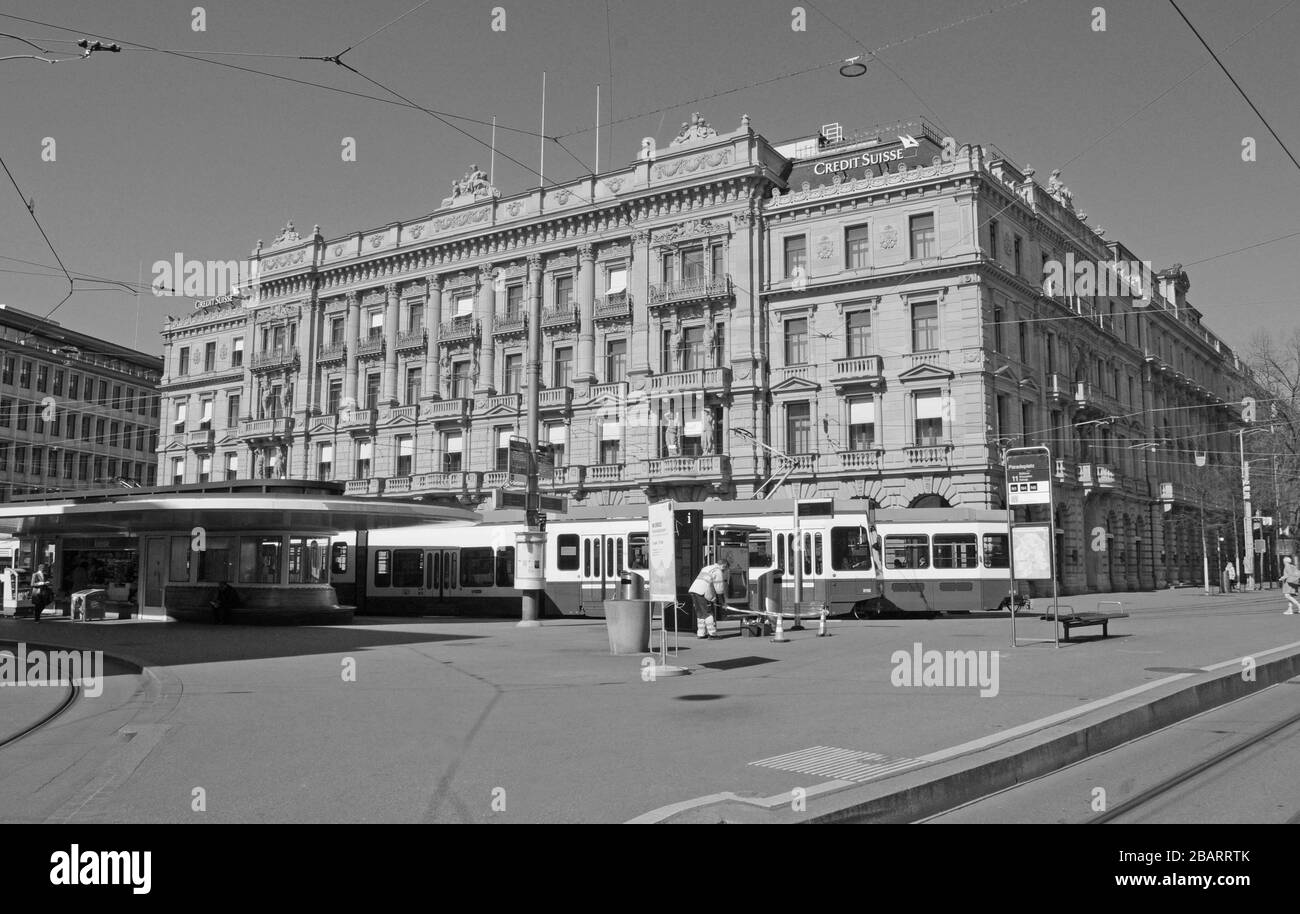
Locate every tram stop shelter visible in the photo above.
<box><xmin>0</xmin><ymin>480</ymin><xmax>478</xmax><ymax>624</ymax></box>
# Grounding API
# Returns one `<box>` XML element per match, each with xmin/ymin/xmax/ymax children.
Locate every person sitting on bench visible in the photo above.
<box><xmin>210</xmin><ymin>581</ymin><xmax>239</xmax><ymax>625</ymax></box>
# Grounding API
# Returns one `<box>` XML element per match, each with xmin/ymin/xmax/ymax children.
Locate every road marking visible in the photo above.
<box><xmin>627</xmin><ymin>637</ymin><xmax>1300</xmax><ymax>824</ymax></box>
<box><xmin>751</xmin><ymin>746</ymin><xmax>925</xmax><ymax>782</ymax></box>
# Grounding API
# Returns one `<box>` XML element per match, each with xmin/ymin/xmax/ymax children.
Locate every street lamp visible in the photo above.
<box><xmin>1239</xmin><ymin>425</ymin><xmax>1274</xmax><ymax>591</ymax></box>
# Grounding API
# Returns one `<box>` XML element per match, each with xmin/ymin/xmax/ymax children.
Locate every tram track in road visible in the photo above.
<box><xmin>1089</xmin><ymin>694</ymin><xmax>1300</xmax><ymax>825</ymax></box>
<box><xmin>0</xmin><ymin>639</ymin><xmax>82</xmax><ymax>752</ymax></box>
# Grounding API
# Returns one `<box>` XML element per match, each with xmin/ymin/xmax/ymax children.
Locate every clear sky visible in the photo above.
<box><xmin>3</xmin><ymin>0</ymin><xmax>1297</xmax><ymax>356</ymax></box>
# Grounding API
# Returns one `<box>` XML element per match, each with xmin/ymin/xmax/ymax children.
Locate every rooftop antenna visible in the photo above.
<box><xmin>538</xmin><ymin>71</ymin><xmax>547</xmax><ymax>188</ymax></box>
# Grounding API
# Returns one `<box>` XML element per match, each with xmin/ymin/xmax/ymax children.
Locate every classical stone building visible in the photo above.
<box><xmin>155</xmin><ymin>114</ymin><xmax>1261</xmax><ymax>594</ymax></box>
<box><xmin>1</xmin><ymin>304</ymin><xmax>162</xmax><ymax>500</ymax></box>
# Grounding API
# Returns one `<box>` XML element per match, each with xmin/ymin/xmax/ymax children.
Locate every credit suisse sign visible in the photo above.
<box><xmin>788</xmin><ymin>138</ymin><xmax>934</xmax><ymax>192</ymax></box>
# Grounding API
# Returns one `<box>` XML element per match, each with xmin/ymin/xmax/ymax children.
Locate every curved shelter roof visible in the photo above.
<box><xmin>0</xmin><ymin>481</ymin><xmax>479</xmax><ymax>536</ymax></box>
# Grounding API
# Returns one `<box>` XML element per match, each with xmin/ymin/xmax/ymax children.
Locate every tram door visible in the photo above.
<box><xmin>579</xmin><ymin>534</ymin><xmax>622</xmax><ymax>615</ymax></box>
<box><xmin>427</xmin><ymin>549</ymin><xmax>458</xmax><ymax>607</ymax></box>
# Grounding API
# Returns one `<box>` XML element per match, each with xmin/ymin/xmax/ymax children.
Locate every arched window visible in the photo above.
<box><xmin>909</xmin><ymin>494</ymin><xmax>950</xmax><ymax>509</ymax></box>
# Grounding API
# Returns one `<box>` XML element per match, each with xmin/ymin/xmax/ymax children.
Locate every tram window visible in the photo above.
<box><xmin>496</xmin><ymin>547</ymin><xmax>515</xmax><ymax>587</ymax></box>
<box><xmin>291</xmin><ymin>537</ymin><xmax>329</xmax><ymax>584</ymax></box>
<box><xmin>933</xmin><ymin>534</ymin><xmax>979</xmax><ymax>569</ymax></box>
<box><xmin>982</xmin><ymin>534</ymin><xmax>1010</xmax><ymax>568</ymax></box>
<box><xmin>606</xmin><ymin>539</ymin><xmax>615</xmax><ymax>576</ymax></box>
<box><xmin>374</xmin><ymin>549</ymin><xmax>392</xmax><ymax>588</ymax></box>
<box><xmin>775</xmin><ymin>534</ymin><xmax>785</xmax><ymax>572</ymax></box>
<box><xmin>330</xmin><ymin>542</ymin><xmax>349</xmax><ymax>575</ymax></box>
<box><xmin>238</xmin><ymin>536</ymin><xmax>283</xmax><ymax>584</ymax></box>
<box><xmin>627</xmin><ymin>533</ymin><xmax>649</xmax><ymax>570</ymax></box>
<box><xmin>557</xmin><ymin>534</ymin><xmax>579</xmax><ymax>571</ymax></box>
<box><xmin>392</xmin><ymin>549</ymin><xmax>423</xmax><ymax>588</ymax></box>
<box><xmin>747</xmin><ymin>530</ymin><xmax>773</xmax><ymax>568</ymax></box>
<box><xmin>461</xmin><ymin>547</ymin><xmax>495</xmax><ymax>587</ymax></box>
<box><xmin>593</xmin><ymin>539</ymin><xmax>602</xmax><ymax>579</ymax></box>
<box><xmin>814</xmin><ymin>533</ymin><xmax>823</xmax><ymax>575</ymax></box>
<box><xmin>803</xmin><ymin>533</ymin><xmax>813</xmax><ymax>575</ymax></box>
<box><xmin>197</xmin><ymin>537</ymin><xmax>233</xmax><ymax>582</ymax></box>
<box><xmin>831</xmin><ymin>527</ymin><xmax>874</xmax><ymax>571</ymax></box>
<box><xmin>884</xmin><ymin>535</ymin><xmax>930</xmax><ymax>569</ymax></box>
<box><xmin>616</xmin><ymin>538</ymin><xmax>624</xmax><ymax>574</ymax></box>
<box><xmin>583</xmin><ymin>539</ymin><xmax>591</xmax><ymax>577</ymax></box>
<box><xmin>169</xmin><ymin>536</ymin><xmax>191</xmax><ymax>583</ymax></box>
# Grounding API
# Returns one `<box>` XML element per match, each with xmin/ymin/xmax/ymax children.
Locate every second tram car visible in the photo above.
<box><xmin>330</xmin><ymin>501</ymin><xmax>1015</xmax><ymax>619</ymax></box>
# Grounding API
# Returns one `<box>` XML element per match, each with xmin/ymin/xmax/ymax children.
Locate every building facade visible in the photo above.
<box><xmin>1</xmin><ymin>305</ymin><xmax>162</xmax><ymax>501</ymax></box>
<box><xmin>156</xmin><ymin>114</ymin><xmax>1260</xmax><ymax>594</ymax></box>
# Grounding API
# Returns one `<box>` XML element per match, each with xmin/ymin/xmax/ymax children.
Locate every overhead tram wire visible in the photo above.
<box><xmin>1167</xmin><ymin>0</ymin><xmax>1300</xmax><ymax>174</ymax></box>
<box><xmin>0</xmin><ymin>12</ymin><xmax>539</xmax><ymax>140</ymax></box>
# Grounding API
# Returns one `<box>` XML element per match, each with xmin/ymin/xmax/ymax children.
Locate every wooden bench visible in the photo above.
<box><xmin>1049</xmin><ymin>610</ymin><xmax>1129</xmax><ymax>642</ymax></box>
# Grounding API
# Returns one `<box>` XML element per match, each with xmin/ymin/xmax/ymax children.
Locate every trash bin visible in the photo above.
<box><xmin>603</xmin><ymin>599</ymin><xmax>651</xmax><ymax>654</ymax></box>
<box><xmin>618</xmin><ymin>572</ymin><xmax>645</xmax><ymax>600</ymax></box>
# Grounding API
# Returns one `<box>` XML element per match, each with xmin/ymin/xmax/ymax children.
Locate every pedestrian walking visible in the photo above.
<box><xmin>1224</xmin><ymin>561</ymin><xmax>1237</xmax><ymax>593</ymax></box>
<box><xmin>30</xmin><ymin>563</ymin><xmax>53</xmax><ymax>623</ymax></box>
<box><xmin>1279</xmin><ymin>557</ymin><xmax>1300</xmax><ymax>614</ymax></box>
<box><xmin>688</xmin><ymin>556</ymin><xmax>730</xmax><ymax>639</ymax></box>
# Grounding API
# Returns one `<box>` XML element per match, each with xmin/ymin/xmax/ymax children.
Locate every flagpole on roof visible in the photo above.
<box><xmin>538</xmin><ymin>71</ymin><xmax>546</xmax><ymax>187</ymax></box>
<box><xmin>489</xmin><ymin>116</ymin><xmax>496</xmax><ymax>187</ymax></box>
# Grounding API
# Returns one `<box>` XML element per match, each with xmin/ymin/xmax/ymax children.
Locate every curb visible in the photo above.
<box><xmin>804</xmin><ymin>647</ymin><xmax>1300</xmax><ymax>824</ymax></box>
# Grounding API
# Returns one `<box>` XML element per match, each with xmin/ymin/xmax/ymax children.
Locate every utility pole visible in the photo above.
<box><xmin>1240</xmin><ymin>428</ymin><xmax>1255</xmax><ymax>591</ymax></box>
<box><xmin>518</xmin><ymin>255</ymin><xmax>544</xmax><ymax>627</ymax></box>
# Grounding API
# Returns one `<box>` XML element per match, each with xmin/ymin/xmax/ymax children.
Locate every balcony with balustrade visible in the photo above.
<box><xmin>384</xmin><ymin>476</ymin><xmax>413</xmax><ymax>495</ymax></box>
<box><xmin>645</xmin><ymin>454</ymin><xmax>731</xmax><ymax>484</ymax></box>
<box><xmin>426</xmin><ymin>398</ymin><xmax>471</xmax><ymax>423</ymax></box>
<box><xmin>829</xmin><ymin>356</ymin><xmax>885</xmax><ymax>390</ymax></box>
<box><xmin>484</xmin><ymin>394</ymin><xmax>520</xmax><ymax>415</ymax></box>
<box><xmin>340</xmin><ymin>408</ymin><xmax>377</xmax><ymax>435</ymax></box>
<box><xmin>345</xmin><ymin>478</ymin><xmax>383</xmax><ymax>497</ymax></box>
<box><xmin>1048</xmin><ymin>373</ymin><xmax>1074</xmax><ymax>404</ymax></box>
<box><xmin>409</xmin><ymin>471</ymin><xmax>482</xmax><ymax>495</ymax></box>
<box><xmin>779</xmin><ymin>454</ymin><xmax>820</xmax><ymax>476</ymax></box>
<box><xmin>185</xmin><ymin>428</ymin><xmax>215</xmax><ymax>450</ymax></box>
<box><xmin>395</xmin><ymin>329</ymin><xmax>427</xmax><ymax>353</ymax></box>
<box><xmin>494</xmin><ymin>311</ymin><xmax>528</xmax><ymax>337</ymax></box>
<box><xmin>648</xmin><ymin>275</ymin><xmax>731</xmax><ymax>309</ymax></box>
<box><xmin>382</xmin><ymin>404</ymin><xmax>420</xmax><ymax>424</ymax></box>
<box><xmin>542</xmin><ymin>306</ymin><xmax>579</xmax><ymax>329</ymax></box>
<box><xmin>837</xmin><ymin>450</ymin><xmax>885</xmax><ymax>473</ymax></box>
<box><xmin>439</xmin><ymin>314</ymin><xmax>478</xmax><ymax>343</ymax></box>
<box><xmin>585</xmin><ymin>464</ymin><xmax>627</xmax><ymax>485</ymax></box>
<box><xmin>1078</xmin><ymin>462</ymin><xmax>1119</xmax><ymax>490</ymax></box>
<box><xmin>594</xmin><ymin>291</ymin><xmax>631</xmax><ymax>322</ymax></box>
<box><xmin>539</xmin><ymin>387</ymin><xmax>573</xmax><ymax>412</ymax></box>
<box><xmin>250</xmin><ymin>347</ymin><xmax>299</xmax><ymax>373</ymax></box>
<box><xmin>587</xmin><ymin>381</ymin><xmax>628</xmax><ymax>403</ymax></box>
<box><xmin>648</xmin><ymin>367</ymin><xmax>731</xmax><ymax>396</ymax></box>
<box><xmin>238</xmin><ymin>416</ymin><xmax>295</xmax><ymax>442</ymax></box>
<box><xmin>771</xmin><ymin>365</ymin><xmax>815</xmax><ymax>387</ymax></box>
<box><xmin>549</xmin><ymin>465</ymin><xmax>585</xmax><ymax>489</ymax></box>
<box><xmin>904</xmin><ymin>444</ymin><xmax>953</xmax><ymax>466</ymax></box>
<box><xmin>356</xmin><ymin>336</ymin><xmax>386</xmax><ymax>360</ymax></box>
<box><xmin>1074</xmin><ymin>381</ymin><xmax>1124</xmax><ymax>419</ymax></box>
<box><xmin>316</xmin><ymin>342</ymin><xmax>347</xmax><ymax>365</ymax></box>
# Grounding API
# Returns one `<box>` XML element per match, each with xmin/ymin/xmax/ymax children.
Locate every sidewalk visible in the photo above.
<box><xmin>0</xmin><ymin>588</ymin><xmax>1296</xmax><ymax>823</ymax></box>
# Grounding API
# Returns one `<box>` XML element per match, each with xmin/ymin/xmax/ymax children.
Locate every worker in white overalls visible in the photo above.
<box><xmin>688</xmin><ymin>557</ymin><xmax>730</xmax><ymax>639</ymax></box>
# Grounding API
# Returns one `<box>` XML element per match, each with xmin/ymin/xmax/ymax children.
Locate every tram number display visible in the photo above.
<box><xmin>1005</xmin><ymin>450</ymin><xmax>1052</xmax><ymax>507</ymax></box>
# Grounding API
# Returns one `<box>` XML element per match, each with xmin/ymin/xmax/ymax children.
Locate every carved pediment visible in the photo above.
<box><xmin>770</xmin><ymin>376</ymin><xmax>821</xmax><ymax>395</ymax></box>
<box><xmin>898</xmin><ymin>363</ymin><xmax>955</xmax><ymax>383</ymax></box>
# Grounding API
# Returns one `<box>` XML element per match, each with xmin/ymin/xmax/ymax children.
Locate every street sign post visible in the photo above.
<box><xmin>1003</xmin><ymin>446</ymin><xmax>1059</xmax><ymax>648</ymax></box>
<box><xmin>1006</xmin><ymin>450</ymin><xmax>1053</xmax><ymax>507</ymax></box>
<box><xmin>508</xmin><ymin>436</ymin><xmax>532</xmax><ymax>488</ymax></box>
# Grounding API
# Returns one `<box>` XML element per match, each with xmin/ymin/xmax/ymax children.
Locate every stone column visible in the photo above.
<box><xmin>424</xmin><ymin>276</ymin><xmax>442</xmax><ymax>399</ymax></box>
<box><xmin>343</xmin><ymin>292</ymin><xmax>360</xmax><ymax>408</ymax></box>
<box><xmin>381</xmin><ymin>282</ymin><xmax>400</xmax><ymax>406</ymax></box>
<box><xmin>576</xmin><ymin>243</ymin><xmax>596</xmax><ymax>383</ymax></box>
<box><xmin>474</xmin><ymin>266</ymin><xmax>497</xmax><ymax>395</ymax></box>
<box><xmin>628</xmin><ymin>231</ymin><xmax>652</xmax><ymax>377</ymax></box>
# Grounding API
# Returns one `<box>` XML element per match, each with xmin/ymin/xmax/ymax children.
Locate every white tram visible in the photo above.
<box><xmin>330</xmin><ymin>501</ymin><xmax>1017</xmax><ymax>619</ymax></box>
